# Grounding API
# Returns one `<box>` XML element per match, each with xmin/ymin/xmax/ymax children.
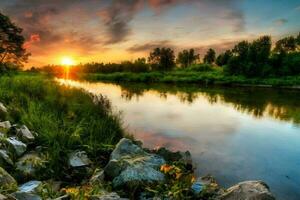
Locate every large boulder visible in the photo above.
<box><xmin>16</xmin><ymin>153</ymin><xmax>45</xmax><ymax>178</ymax></box>
<box><xmin>0</xmin><ymin>167</ymin><xmax>17</xmax><ymax>192</ymax></box>
<box><xmin>104</xmin><ymin>138</ymin><xmax>165</xmax><ymax>188</ymax></box>
<box><xmin>219</xmin><ymin>181</ymin><xmax>275</xmax><ymax>200</ymax></box>
<box><xmin>17</xmin><ymin>125</ymin><xmax>35</xmax><ymax>143</ymax></box>
<box><xmin>6</xmin><ymin>137</ymin><xmax>27</xmax><ymax>156</ymax></box>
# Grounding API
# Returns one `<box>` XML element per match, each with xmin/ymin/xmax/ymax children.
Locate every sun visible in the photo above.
<box><xmin>61</xmin><ymin>56</ymin><xmax>75</xmax><ymax>66</ymax></box>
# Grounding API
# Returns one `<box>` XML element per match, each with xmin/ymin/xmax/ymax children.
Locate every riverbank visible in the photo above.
<box><xmin>0</xmin><ymin>74</ymin><xmax>276</xmax><ymax>199</ymax></box>
<box><xmin>81</xmin><ymin>71</ymin><xmax>300</xmax><ymax>89</ymax></box>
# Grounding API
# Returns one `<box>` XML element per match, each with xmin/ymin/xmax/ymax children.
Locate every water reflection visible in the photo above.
<box><xmin>117</xmin><ymin>83</ymin><xmax>300</xmax><ymax>125</ymax></box>
<box><xmin>57</xmin><ymin>79</ymin><xmax>300</xmax><ymax>200</ymax></box>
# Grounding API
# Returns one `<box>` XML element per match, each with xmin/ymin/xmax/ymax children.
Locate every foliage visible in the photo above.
<box><xmin>177</xmin><ymin>49</ymin><xmax>199</xmax><ymax>68</ymax></box>
<box><xmin>0</xmin><ymin>73</ymin><xmax>124</xmax><ymax>179</ymax></box>
<box><xmin>0</xmin><ymin>12</ymin><xmax>29</xmax><ymax>68</ymax></box>
<box><xmin>148</xmin><ymin>47</ymin><xmax>175</xmax><ymax>71</ymax></box>
<box><xmin>143</xmin><ymin>162</ymin><xmax>195</xmax><ymax>199</ymax></box>
<box><xmin>216</xmin><ymin>50</ymin><xmax>232</xmax><ymax>66</ymax></box>
<box><xmin>203</xmin><ymin>48</ymin><xmax>216</xmax><ymax>64</ymax></box>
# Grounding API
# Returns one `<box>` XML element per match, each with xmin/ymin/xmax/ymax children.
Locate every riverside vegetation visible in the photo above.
<box><xmin>0</xmin><ymin>73</ymin><xmax>276</xmax><ymax>200</ymax></box>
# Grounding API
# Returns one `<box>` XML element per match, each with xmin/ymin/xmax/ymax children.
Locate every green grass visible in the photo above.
<box><xmin>81</xmin><ymin>67</ymin><xmax>300</xmax><ymax>87</ymax></box>
<box><xmin>0</xmin><ymin>73</ymin><xmax>124</xmax><ymax>179</ymax></box>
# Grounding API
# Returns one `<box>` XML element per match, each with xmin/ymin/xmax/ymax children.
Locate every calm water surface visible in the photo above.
<box><xmin>58</xmin><ymin>79</ymin><xmax>300</xmax><ymax>200</ymax></box>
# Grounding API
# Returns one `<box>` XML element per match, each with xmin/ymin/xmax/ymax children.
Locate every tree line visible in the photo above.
<box><xmin>69</xmin><ymin>33</ymin><xmax>300</xmax><ymax>77</ymax></box>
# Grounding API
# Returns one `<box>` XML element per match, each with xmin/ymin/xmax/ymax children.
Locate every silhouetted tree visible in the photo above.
<box><xmin>216</xmin><ymin>50</ymin><xmax>232</xmax><ymax>66</ymax></box>
<box><xmin>0</xmin><ymin>12</ymin><xmax>29</xmax><ymax>68</ymax></box>
<box><xmin>177</xmin><ymin>49</ymin><xmax>199</xmax><ymax>68</ymax></box>
<box><xmin>274</xmin><ymin>36</ymin><xmax>297</xmax><ymax>53</ymax></box>
<box><xmin>203</xmin><ymin>48</ymin><xmax>216</xmax><ymax>64</ymax></box>
<box><xmin>148</xmin><ymin>48</ymin><xmax>175</xmax><ymax>70</ymax></box>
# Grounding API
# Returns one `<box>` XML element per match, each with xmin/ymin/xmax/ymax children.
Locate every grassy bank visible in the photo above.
<box><xmin>81</xmin><ymin>69</ymin><xmax>300</xmax><ymax>88</ymax></box>
<box><xmin>0</xmin><ymin>73</ymin><xmax>124</xmax><ymax>178</ymax></box>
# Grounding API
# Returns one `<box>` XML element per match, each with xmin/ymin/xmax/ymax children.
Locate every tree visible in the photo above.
<box><xmin>148</xmin><ymin>48</ymin><xmax>175</xmax><ymax>70</ymax></box>
<box><xmin>203</xmin><ymin>48</ymin><xmax>216</xmax><ymax>64</ymax></box>
<box><xmin>177</xmin><ymin>49</ymin><xmax>199</xmax><ymax>68</ymax></box>
<box><xmin>274</xmin><ymin>36</ymin><xmax>297</xmax><ymax>53</ymax></box>
<box><xmin>216</xmin><ymin>50</ymin><xmax>232</xmax><ymax>66</ymax></box>
<box><xmin>0</xmin><ymin>12</ymin><xmax>29</xmax><ymax>67</ymax></box>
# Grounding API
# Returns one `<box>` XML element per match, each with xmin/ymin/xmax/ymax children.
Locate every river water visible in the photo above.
<box><xmin>58</xmin><ymin>79</ymin><xmax>300</xmax><ymax>200</ymax></box>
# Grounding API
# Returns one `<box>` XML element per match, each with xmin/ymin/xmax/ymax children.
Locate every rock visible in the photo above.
<box><xmin>220</xmin><ymin>180</ymin><xmax>275</xmax><ymax>200</ymax></box>
<box><xmin>0</xmin><ymin>194</ymin><xmax>15</xmax><ymax>200</ymax></box>
<box><xmin>68</xmin><ymin>150</ymin><xmax>91</xmax><ymax>168</ymax></box>
<box><xmin>44</xmin><ymin>180</ymin><xmax>62</xmax><ymax>193</ymax></box>
<box><xmin>18</xmin><ymin>180</ymin><xmax>42</xmax><ymax>193</ymax></box>
<box><xmin>6</xmin><ymin>137</ymin><xmax>27</xmax><ymax>156</ymax></box>
<box><xmin>90</xmin><ymin>192</ymin><xmax>128</xmax><ymax>200</ymax></box>
<box><xmin>0</xmin><ymin>103</ymin><xmax>8</xmax><ymax>114</ymax></box>
<box><xmin>17</xmin><ymin>125</ymin><xmax>35</xmax><ymax>143</ymax></box>
<box><xmin>113</xmin><ymin>163</ymin><xmax>165</xmax><ymax>188</ymax></box>
<box><xmin>191</xmin><ymin>180</ymin><xmax>204</xmax><ymax>194</ymax></box>
<box><xmin>0</xmin><ymin>121</ymin><xmax>11</xmax><ymax>130</ymax></box>
<box><xmin>90</xmin><ymin>169</ymin><xmax>105</xmax><ymax>184</ymax></box>
<box><xmin>0</xmin><ymin>194</ymin><xmax>9</xmax><ymax>200</ymax></box>
<box><xmin>0</xmin><ymin>149</ymin><xmax>13</xmax><ymax>167</ymax></box>
<box><xmin>11</xmin><ymin>192</ymin><xmax>41</xmax><ymax>200</ymax></box>
<box><xmin>16</xmin><ymin>153</ymin><xmax>45</xmax><ymax>178</ymax></box>
<box><xmin>104</xmin><ymin>138</ymin><xmax>165</xmax><ymax>188</ymax></box>
<box><xmin>0</xmin><ymin>167</ymin><xmax>17</xmax><ymax>191</ymax></box>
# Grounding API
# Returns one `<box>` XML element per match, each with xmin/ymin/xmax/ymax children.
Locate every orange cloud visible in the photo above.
<box><xmin>24</xmin><ymin>34</ymin><xmax>41</xmax><ymax>49</ymax></box>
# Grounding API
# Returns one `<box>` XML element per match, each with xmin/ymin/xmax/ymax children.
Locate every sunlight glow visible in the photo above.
<box><xmin>61</xmin><ymin>56</ymin><xmax>75</xmax><ymax>66</ymax></box>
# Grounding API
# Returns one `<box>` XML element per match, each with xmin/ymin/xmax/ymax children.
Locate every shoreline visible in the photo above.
<box><xmin>80</xmin><ymin>72</ymin><xmax>300</xmax><ymax>90</ymax></box>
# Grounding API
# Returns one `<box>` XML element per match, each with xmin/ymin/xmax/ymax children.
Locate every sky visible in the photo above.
<box><xmin>0</xmin><ymin>0</ymin><xmax>299</xmax><ymax>67</ymax></box>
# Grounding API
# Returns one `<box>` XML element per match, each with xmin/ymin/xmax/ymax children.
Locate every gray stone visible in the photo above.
<box><xmin>90</xmin><ymin>192</ymin><xmax>128</xmax><ymax>200</ymax></box>
<box><xmin>0</xmin><ymin>103</ymin><xmax>8</xmax><ymax>114</ymax></box>
<box><xmin>90</xmin><ymin>169</ymin><xmax>105</xmax><ymax>184</ymax></box>
<box><xmin>0</xmin><ymin>121</ymin><xmax>11</xmax><ymax>130</ymax></box>
<box><xmin>220</xmin><ymin>180</ymin><xmax>275</xmax><ymax>200</ymax></box>
<box><xmin>17</xmin><ymin>125</ymin><xmax>35</xmax><ymax>143</ymax></box>
<box><xmin>105</xmin><ymin>138</ymin><xmax>165</xmax><ymax>188</ymax></box>
<box><xmin>0</xmin><ymin>167</ymin><xmax>17</xmax><ymax>191</ymax></box>
<box><xmin>0</xmin><ymin>194</ymin><xmax>9</xmax><ymax>200</ymax></box>
<box><xmin>6</xmin><ymin>137</ymin><xmax>27</xmax><ymax>156</ymax></box>
<box><xmin>113</xmin><ymin>163</ymin><xmax>165</xmax><ymax>188</ymax></box>
<box><xmin>68</xmin><ymin>150</ymin><xmax>91</xmax><ymax>167</ymax></box>
<box><xmin>18</xmin><ymin>180</ymin><xmax>42</xmax><ymax>193</ymax></box>
<box><xmin>11</xmin><ymin>192</ymin><xmax>41</xmax><ymax>200</ymax></box>
<box><xmin>0</xmin><ymin>149</ymin><xmax>13</xmax><ymax>166</ymax></box>
<box><xmin>16</xmin><ymin>153</ymin><xmax>45</xmax><ymax>178</ymax></box>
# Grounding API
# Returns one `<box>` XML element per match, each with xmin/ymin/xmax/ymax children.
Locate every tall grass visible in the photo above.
<box><xmin>0</xmin><ymin>73</ymin><xmax>124</xmax><ymax>178</ymax></box>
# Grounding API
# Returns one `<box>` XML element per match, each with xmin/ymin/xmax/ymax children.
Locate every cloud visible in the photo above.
<box><xmin>273</xmin><ymin>18</ymin><xmax>288</xmax><ymax>26</ymax></box>
<box><xmin>127</xmin><ymin>40</ymin><xmax>174</xmax><ymax>52</ymax></box>
<box><xmin>99</xmin><ymin>0</ymin><xmax>143</xmax><ymax>44</ymax></box>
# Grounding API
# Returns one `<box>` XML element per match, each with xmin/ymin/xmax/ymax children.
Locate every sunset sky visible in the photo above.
<box><xmin>0</xmin><ymin>0</ymin><xmax>299</xmax><ymax>67</ymax></box>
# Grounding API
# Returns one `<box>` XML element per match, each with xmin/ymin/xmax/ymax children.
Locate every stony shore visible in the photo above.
<box><xmin>0</xmin><ymin>102</ymin><xmax>276</xmax><ymax>200</ymax></box>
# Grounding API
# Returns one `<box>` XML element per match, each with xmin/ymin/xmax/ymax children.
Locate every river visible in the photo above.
<box><xmin>58</xmin><ymin>79</ymin><xmax>300</xmax><ymax>200</ymax></box>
